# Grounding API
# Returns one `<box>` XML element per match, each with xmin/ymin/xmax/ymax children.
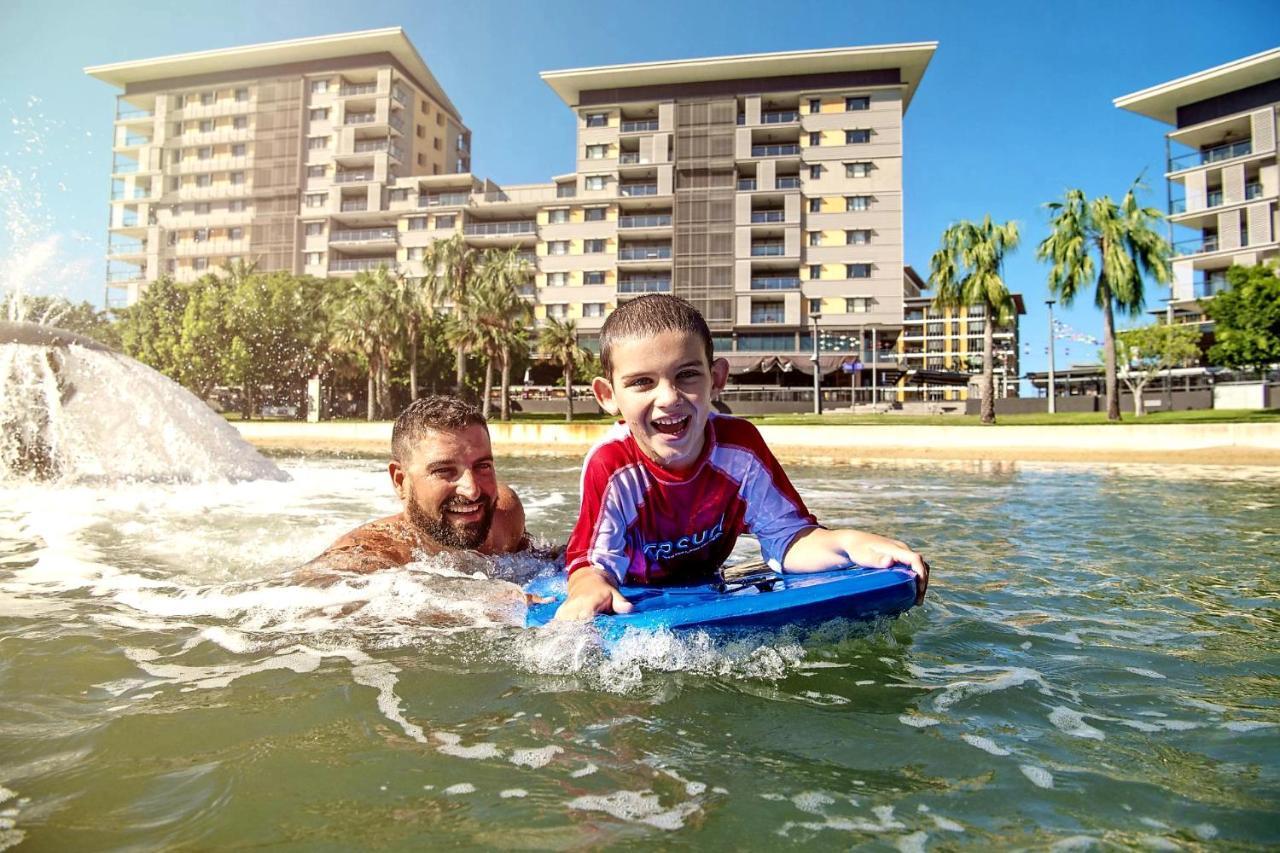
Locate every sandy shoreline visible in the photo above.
<box><xmin>234</xmin><ymin>421</ymin><xmax>1280</xmax><ymax>468</ymax></box>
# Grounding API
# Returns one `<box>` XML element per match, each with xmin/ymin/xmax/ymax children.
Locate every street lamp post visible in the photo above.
<box><xmin>1045</xmin><ymin>299</ymin><xmax>1057</xmax><ymax>415</ymax></box>
<box><xmin>1163</xmin><ymin>296</ymin><xmax>1175</xmax><ymax>413</ymax></box>
<box><xmin>810</xmin><ymin>309</ymin><xmax>823</xmax><ymax>416</ymax></box>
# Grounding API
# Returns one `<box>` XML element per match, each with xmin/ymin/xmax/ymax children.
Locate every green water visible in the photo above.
<box><xmin>0</xmin><ymin>458</ymin><xmax>1277</xmax><ymax>849</ymax></box>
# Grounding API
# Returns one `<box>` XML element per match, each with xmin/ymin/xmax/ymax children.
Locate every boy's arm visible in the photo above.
<box><xmin>783</xmin><ymin>528</ymin><xmax>930</xmax><ymax>604</ymax></box>
<box><xmin>555</xmin><ymin>453</ymin><xmax>637</xmax><ymax>621</ymax></box>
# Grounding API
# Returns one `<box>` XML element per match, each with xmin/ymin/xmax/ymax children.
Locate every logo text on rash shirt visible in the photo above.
<box><xmin>641</xmin><ymin>514</ymin><xmax>726</xmax><ymax>561</ymax></box>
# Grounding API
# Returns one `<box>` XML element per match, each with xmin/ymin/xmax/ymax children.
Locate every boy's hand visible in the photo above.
<box><xmin>554</xmin><ymin>567</ymin><xmax>634</xmax><ymax>621</ymax></box>
<box><xmin>836</xmin><ymin>530</ymin><xmax>930</xmax><ymax>605</ymax></box>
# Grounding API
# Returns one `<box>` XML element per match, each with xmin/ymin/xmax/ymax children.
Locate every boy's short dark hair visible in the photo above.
<box><xmin>391</xmin><ymin>395</ymin><xmax>487</xmax><ymax>462</ymax></box>
<box><xmin>599</xmin><ymin>295</ymin><xmax>714</xmax><ymax>378</ymax></box>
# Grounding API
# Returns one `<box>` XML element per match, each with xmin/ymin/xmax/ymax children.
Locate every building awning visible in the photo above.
<box><xmin>902</xmin><ymin>369</ymin><xmax>972</xmax><ymax>386</ymax></box>
<box><xmin>723</xmin><ymin>354</ymin><xmax>901</xmax><ymax>377</ymax></box>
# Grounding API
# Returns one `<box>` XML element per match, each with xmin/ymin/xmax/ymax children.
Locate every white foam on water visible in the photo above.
<box><xmin>1221</xmin><ymin>720</ymin><xmax>1275</xmax><ymax>732</ymax></box>
<box><xmin>1020</xmin><ymin>764</ymin><xmax>1054</xmax><ymax>789</ymax></box>
<box><xmin>566</xmin><ymin>790</ymin><xmax>699</xmax><ymax>830</ymax></box>
<box><xmin>898</xmin><ymin>713</ymin><xmax>940</xmax><ymax>728</ymax></box>
<box><xmin>929</xmin><ymin>813</ymin><xmax>965</xmax><ymax>832</ymax></box>
<box><xmin>1194</xmin><ymin>823</ymin><xmax>1218</xmax><ymax>840</ymax></box>
<box><xmin>911</xmin><ymin>664</ymin><xmax>1049</xmax><ymax>712</ymax></box>
<box><xmin>443</xmin><ymin>783</ymin><xmax>476</xmax><ymax>795</ymax></box>
<box><xmin>799</xmin><ymin>691</ymin><xmax>849</xmax><ymax>705</ymax></box>
<box><xmin>1124</xmin><ymin>667</ymin><xmax>1167</xmax><ymax>680</ymax></box>
<box><xmin>434</xmin><ymin>732</ymin><xmax>503</xmax><ymax>761</ymax></box>
<box><xmin>896</xmin><ymin>831</ymin><xmax>929</xmax><ymax>853</ymax></box>
<box><xmin>791</xmin><ymin>791</ymin><xmax>836</xmax><ymax>814</ymax></box>
<box><xmin>509</xmin><ymin>745</ymin><xmax>563</xmax><ymax>769</ymax></box>
<box><xmin>499</xmin><ymin>789</ymin><xmax>528</xmax><ymax>799</ymax></box>
<box><xmin>569</xmin><ymin>763</ymin><xmax>598</xmax><ymax>778</ymax></box>
<box><xmin>1049</xmin><ymin>836</ymin><xmax>1097</xmax><ymax>852</ymax></box>
<box><xmin>960</xmin><ymin>734</ymin><xmax>1011</xmax><ymax>756</ymax></box>
<box><xmin>1048</xmin><ymin>707</ymin><xmax>1106</xmax><ymax>741</ymax></box>
<box><xmin>0</xmin><ymin>786</ymin><xmax>22</xmax><ymax>851</ymax></box>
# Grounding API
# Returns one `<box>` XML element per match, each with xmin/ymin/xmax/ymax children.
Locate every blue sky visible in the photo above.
<box><xmin>1</xmin><ymin>0</ymin><xmax>1277</xmax><ymax>381</ymax></box>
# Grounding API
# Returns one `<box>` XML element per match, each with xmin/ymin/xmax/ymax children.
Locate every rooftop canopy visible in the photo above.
<box><xmin>1114</xmin><ymin>46</ymin><xmax>1280</xmax><ymax>126</ymax></box>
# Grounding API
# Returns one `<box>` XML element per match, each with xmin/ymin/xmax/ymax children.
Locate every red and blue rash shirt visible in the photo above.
<box><xmin>565</xmin><ymin>414</ymin><xmax>819</xmax><ymax>586</ymax></box>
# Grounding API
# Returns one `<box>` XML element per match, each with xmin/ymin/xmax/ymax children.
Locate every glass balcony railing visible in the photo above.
<box><xmin>750</xmin><ymin>243</ymin><xmax>786</xmax><ymax>256</ymax></box>
<box><xmin>108</xmin><ymin>239</ymin><xmax>145</xmax><ymax>254</ymax></box>
<box><xmin>116</xmin><ymin>106</ymin><xmax>153</xmax><ymax>121</ymax></box>
<box><xmin>121</xmin><ymin>133</ymin><xmax>150</xmax><ymax>146</ymax></box>
<box><xmin>339</xmin><ymin>83</ymin><xmax>378</xmax><ymax>96</ymax></box>
<box><xmin>112</xmin><ymin>160</ymin><xmax>139</xmax><ymax>174</ymax></box>
<box><xmin>1246</xmin><ymin>182</ymin><xmax>1264</xmax><ymax>200</ymax></box>
<box><xmin>463</xmin><ymin>220</ymin><xmax>536</xmax><ymax>236</ymax></box>
<box><xmin>345</xmin><ymin>113</ymin><xmax>376</xmax><ymax>125</ymax></box>
<box><xmin>1206</xmin><ymin>189</ymin><xmax>1223</xmax><ymax>208</ymax></box>
<box><xmin>617</xmin><ymin>278</ymin><xmax>671</xmax><ymax>294</ymax></box>
<box><xmin>1173</xmin><ymin>234</ymin><xmax>1219</xmax><ymax>256</ymax></box>
<box><xmin>391</xmin><ymin>86</ymin><xmax>408</xmax><ymax>104</ymax></box>
<box><xmin>621</xmin><ymin>119</ymin><xmax>659</xmax><ymax>133</ymax></box>
<box><xmin>750</xmin><ymin>210</ymin><xmax>786</xmax><ymax>223</ymax></box>
<box><xmin>334</xmin><ymin>171</ymin><xmax>374</xmax><ymax>184</ymax></box>
<box><xmin>750</xmin><ymin>277</ymin><xmax>800</xmax><ymax>290</ymax></box>
<box><xmin>1170</xmin><ymin>198</ymin><xmax>1187</xmax><ymax>214</ymax></box>
<box><xmin>107</xmin><ymin>268</ymin><xmax>144</xmax><ymax>281</ymax></box>
<box><xmin>556</xmin><ymin>185</ymin><xmax>576</xmax><ymax>198</ymax></box>
<box><xmin>329</xmin><ymin>257</ymin><xmax>395</xmax><ymax>272</ymax></box>
<box><xmin>750</xmin><ymin>311</ymin><xmax>786</xmax><ymax>324</ymax></box>
<box><xmin>389</xmin><ymin>115</ymin><xmax>405</xmax><ymax>133</ymax></box>
<box><xmin>776</xmin><ymin>176</ymin><xmax>801</xmax><ymax>189</ymax></box>
<box><xmin>761</xmin><ymin>110</ymin><xmax>800</xmax><ymax>124</ymax></box>
<box><xmin>339</xmin><ymin>200</ymin><xmax>369</xmax><ymax>212</ymax></box>
<box><xmin>618</xmin><ymin>153</ymin><xmax>644</xmax><ymax>164</ymax></box>
<box><xmin>418</xmin><ymin>193</ymin><xmax>469</xmax><ymax>207</ymax></box>
<box><xmin>330</xmin><ymin>227</ymin><xmax>396</xmax><ymax>242</ymax></box>
<box><xmin>618</xmin><ymin>214</ymin><xmax>672</xmax><ymax>228</ymax></box>
<box><xmin>1168</xmin><ymin>139</ymin><xmax>1252</xmax><ymax>171</ymax></box>
<box><xmin>738</xmin><ymin>179</ymin><xmax>758</xmax><ymax>191</ymax></box>
<box><xmin>620</xmin><ymin>184</ymin><xmax>658</xmax><ymax>197</ymax></box>
<box><xmin>618</xmin><ymin>246</ymin><xmax>672</xmax><ymax>261</ymax></box>
<box><xmin>1195</xmin><ymin>275</ymin><xmax>1229</xmax><ymax>299</ymax></box>
<box><xmin>751</xmin><ymin>144</ymin><xmax>800</xmax><ymax>157</ymax></box>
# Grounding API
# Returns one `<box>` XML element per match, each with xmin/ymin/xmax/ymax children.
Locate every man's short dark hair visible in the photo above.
<box><xmin>391</xmin><ymin>395</ymin><xmax>487</xmax><ymax>462</ymax></box>
<box><xmin>599</xmin><ymin>295</ymin><xmax>714</xmax><ymax>378</ymax></box>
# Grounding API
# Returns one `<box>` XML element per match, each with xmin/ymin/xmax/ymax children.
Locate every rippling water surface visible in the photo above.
<box><xmin>1</xmin><ymin>456</ymin><xmax>1277</xmax><ymax>849</ymax></box>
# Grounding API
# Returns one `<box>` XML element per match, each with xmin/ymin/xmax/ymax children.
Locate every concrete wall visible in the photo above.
<box><xmin>967</xmin><ymin>391</ymin><xmax>1217</xmax><ymax>416</ymax></box>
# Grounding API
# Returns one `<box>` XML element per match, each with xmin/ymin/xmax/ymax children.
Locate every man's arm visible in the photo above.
<box><xmin>783</xmin><ymin>527</ymin><xmax>930</xmax><ymax>604</ymax></box>
<box><xmin>295</xmin><ymin>515</ymin><xmax>417</xmax><ymax>582</ymax></box>
<box><xmin>481</xmin><ymin>483</ymin><xmax>528</xmax><ymax>554</ymax></box>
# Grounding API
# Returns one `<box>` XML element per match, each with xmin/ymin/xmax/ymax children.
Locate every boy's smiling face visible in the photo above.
<box><xmin>592</xmin><ymin>330</ymin><xmax>729</xmax><ymax>474</ymax></box>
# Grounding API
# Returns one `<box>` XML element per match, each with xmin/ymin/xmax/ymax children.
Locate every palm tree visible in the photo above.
<box><xmin>433</xmin><ymin>233</ymin><xmax>478</xmax><ymax>397</ymax></box>
<box><xmin>398</xmin><ymin>250</ymin><xmax>440</xmax><ymax>402</ymax></box>
<box><xmin>539</xmin><ymin>317</ymin><xmax>588</xmax><ymax>422</ymax></box>
<box><xmin>1037</xmin><ymin>181</ymin><xmax>1171</xmax><ymax>421</ymax></box>
<box><xmin>927</xmin><ymin>216</ymin><xmax>1020</xmax><ymax>424</ymax></box>
<box><xmin>474</xmin><ymin>248</ymin><xmax>534</xmax><ymax>420</ymax></box>
<box><xmin>330</xmin><ymin>265</ymin><xmax>401</xmax><ymax>420</ymax></box>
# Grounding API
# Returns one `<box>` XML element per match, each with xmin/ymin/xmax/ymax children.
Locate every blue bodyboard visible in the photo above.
<box><xmin>524</xmin><ymin>565</ymin><xmax>918</xmax><ymax>631</ymax></box>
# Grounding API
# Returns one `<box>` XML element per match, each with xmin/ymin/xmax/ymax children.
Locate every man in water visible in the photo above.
<box><xmin>300</xmin><ymin>395</ymin><xmax>529</xmax><ymax>575</ymax></box>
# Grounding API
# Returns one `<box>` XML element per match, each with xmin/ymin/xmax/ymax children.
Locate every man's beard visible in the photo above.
<box><xmin>406</xmin><ymin>495</ymin><xmax>495</xmax><ymax>550</ymax></box>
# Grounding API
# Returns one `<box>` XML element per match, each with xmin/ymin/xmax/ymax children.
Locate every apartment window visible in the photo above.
<box><xmin>166</xmin><ymin>260</ymin><xmax>176</xmax><ymax>274</ymax></box>
<box><xmin>235</xmin><ymin>88</ymin><xmax>249</xmax><ymax>103</ymax></box>
<box><xmin>846</xmin><ymin>297</ymin><xmax>872</xmax><ymax>313</ymax></box>
<box><xmin>199</xmin><ymin>120</ymin><xmax>214</xmax><ymax>133</ymax></box>
<box><xmin>969</xmin><ymin>305</ymin><xmax>986</xmax><ymax>318</ymax></box>
<box><xmin>583</xmin><ymin>303</ymin><xmax>605</xmax><ymax>318</ymax></box>
<box><xmin>172</xmin><ymin>122</ymin><xmax>183</xmax><ymax>137</ymax></box>
<box><xmin>808</xmin><ymin>131</ymin><xmax>822</xmax><ymax>147</ymax></box>
<box><xmin>585</xmin><ymin>144</ymin><xmax>608</xmax><ymax>159</ymax></box>
<box><xmin>845</xmin><ymin>96</ymin><xmax>870</xmax><ymax>111</ymax></box>
<box><xmin>584</xmin><ymin>239</ymin><xmax>606</xmax><ymax>253</ymax></box>
<box><xmin>809</xmin><ymin>264</ymin><xmax>822</xmax><ymax>280</ymax></box>
<box><xmin>232</xmin><ymin>143</ymin><xmax>246</xmax><ymax>157</ymax></box>
<box><xmin>846</xmin><ymin>195</ymin><xmax>871</xmax><ymax>211</ymax></box>
<box><xmin>547</xmin><ymin>272</ymin><xmax>568</xmax><ymax>287</ymax></box>
<box><xmin>809</xmin><ymin>164</ymin><xmax>822</xmax><ymax>179</ymax></box>
<box><xmin>435</xmin><ymin>214</ymin><xmax>455</xmax><ymax>229</ymax></box>
<box><xmin>229</xmin><ymin>227</ymin><xmax>243</xmax><ymax>240</ymax></box>
<box><xmin>407</xmin><ymin>247</ymin><xmax>426</xmax><ymax>261</ymax></box>
<box><xmin>584</xmin><ymin>270</ymin><xmax>606</xmax><ymax>285</ymax></box>
<box><xmin>229</xmin><ymin>200</ymin><xmax>246</xmax><ymax>212</ymax></box>
<box><xmin>548</xmin><ymin>208</ymin><xmax>569</xmax><ymax>224</ymax></box>
<box><xmin>200</xmin><ymin>92</ymin><xmax>214</xmax><ymax>106</ymax></box>
<box><xmin>847</xmin><ymin>263</ymin><xmax>872</xmax><ymax>278</ymax></box>
<box><xmin>808</xmin><ymin>232</ymin><xmax>821</xmax><ymax>247</ymax></box>
<box><xmin>195</xmin><ymin>202</ymin><xmax>210</xmax><ymax>215</ymax></box>
<box><xmin>230</xmin><ymin>171</ymin><xmax>245</xmax><ymax>186</ymax></box>
<box><xmin>307</xmin><ymin>137</ymin><xmax>328</xmax><ymax>151</ymax></box>
<box><xmin>547</xmin><ymin>240</ymin><xmax>569</xmax><ymax>255</ymax></box>
<box><xmin>194</xmin><ymin>228</ymin><xmax>208</xmax><ymax>242</ymax></box>
<box><xmin>195</xmin><ymin>146</ymin><xmax>211</xmax><ymax>160</ymax></box>
<box><xmin>809</xmin><ymin>298</ymin><xmax>822</xmax><ymax>315</ymax></box>
<box><xmin>433</xmin><ymin>165</ymin><xmax>441</xmax><ymax>175</ymax></box>
<box><xmin>808</xmin><ymin>98</ymin><xmax>821</xmax><ymax>114</ymax></box>
<box><xmin>307</xmin><ymin>165</ymin><xmax>326</xmax><ymax>178</ymax></box>
<box><xmin>433</xmin><ymin>137</ymin><xmax>442</xmax><ymax>151</ymax></box>
<box><xmin>845</xmin><ymin>162</ymin><xmax>872</xmax><ymax>178</ymax></box>
<box><xmin>585</xmin><ymin>112</ymin><xmax>608</xmax><ymax>128</ymax></box>
<box><xmin>808</xmin><ymin>197</ymin><xmax>822</xmax><ymax>213</ymax></box>
<box><xmin>416</xmin><ymin>124</ymin><xmax>425</xmax><ymax>138</ymax></box>
<box><xmin>584</xmin><ymin>207</ymin><xmax>607</xmax><ymax>222</ymax></box>
<box><xmin>969</xmin><ymin>319</ymin><xmax>986</xmax><ymax>333</ymax></box>
<box><xmin>584</xmin><ymin>175</ymin><xmax>607</xmax><ymax>191</ymax></box>
<box><xmin>306</xmin><ymin>252</ymin><xmax>324</xmax><ymax>265</ymax></box>
<box><xmin>309</xmin><ymin>108</ymin><xmax>328</xmax><ymax>121</ymax></box>
<box><xmin>417</xmin><ymin>154</ymin><xmax>426</xmax><ymax>167</ymax></box>
<box><xmin>845</xmin><ymin>129</ymin><xmax>871</xmax><ymax>144</ymax></box>
<box><xmin>846</xmin><ymin>229</ymin><xmax>871</xmax><ymax>245</ymax></box>
<box><xmin>305</xmin><ymin>193</ymin><xmax>327</xmax><ymax>208</ymax></box>
<box><xmin>195</xmin><ymin>174</ymin><xmax>212</xmax><ymax>188</ymax></box>
<box><xmin>310</xmin><ymin>80</ymin><xmax>329</xmax><ymax>94</ymax></box>
<box><xmin>435</xmin><ymin>112</ymin><xmax>443</xmax><ymax>126</ymax></box>
<box><xmin>420</xmin><ymin>100</ymin><xmax>428</xmax><ymax>114</ymax></box>
<box><xmin>169</xmin><ymin>177</ymin><xmax>180</xmax><ymax>191</ymax></box>
<box><xmin>305</xmin><ymin>222</ymin><xmax>324</xmax><ymax>236</ymax></box>
<box><xmin>194</xmin><ymin>257</ymin><xmax>209</xmax><ymax>271</ymax></box>
<box><xmin>233</xmin><ymin>116</ymin><xmax>248</xmax><ymax>130</ymax></box>
<box><xmin>546</xmin><ymin>303</ymin><xmax>568</xmax><ymax>320</ymax></box>
<box><xmin>750</xmin><ymin>301</ymin><xmax>785</xmax><ymax>324</ymax></box>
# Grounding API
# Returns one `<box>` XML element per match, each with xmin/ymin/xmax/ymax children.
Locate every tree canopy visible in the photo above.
<box><xmin>1203</xmin><ymin>263</ymin><xmax>1280</xmax><ymax>373</ymax></box>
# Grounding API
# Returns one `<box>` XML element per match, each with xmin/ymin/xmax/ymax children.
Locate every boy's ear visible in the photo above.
<box><xmin>710</xmin><ymin>357</ymin><xmax>730</xmax><ymax>393</ymax></box>
<box><xmin>592</xmin><ymin>376</ymin><xmax>619</xmax><ymax>416</ymax></box>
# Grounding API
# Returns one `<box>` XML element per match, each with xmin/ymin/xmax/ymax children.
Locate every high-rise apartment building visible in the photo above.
<box><xmin>901</xmin><ymin>286</ymin><xmax>1024</xmax><ymax>402</ymax></box>
<box><xmin>1115</xmin><ymin>48</ymin><xmax>1279</xmax><ymax>329</ymax></box>
<box><xmin>90</xmin><ymin>32</ymin><xmax>941</xmax><ymax>396</ymax></box>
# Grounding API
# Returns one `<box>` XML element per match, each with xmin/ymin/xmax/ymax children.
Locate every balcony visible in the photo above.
<box><xmin>108</xmin><ymin>238</ymin><xmax>146</xmax><ymax>255</ymax></box>
<box><xmin>1169</xmin><ymin>139</ymin><xmax>1252</xmax><ymax>171</ymax></box>
<box><xmin>112</xmin><ymin>159</ymin><xmax>140</xmax><ymax>175</ymax></box>
<box><xmin>334</xmin><ymin>170</ymin><xmax>374</xmax><ymax>184</ymax></box>
<box><xmin>339</xmin><ymin>83</ymin><xmax>378</xmax><ymax>96</ymax></box>
<box><xmin>751</xmin><ymin>144</ymin><xmax>800</xmax><ymax>157</ymax></box>
<box><xmin>389</xmin><ymin>115</ymin><xmax>405</xmax><ymax>134</ymax></box>
<box><xmin>618</xmin><ymin>278</ymin><xmax>672</xmax><ymax>294</ymax></box>
<box><xmin>618</xmin><ymin>245</ymin><xmax>672</xmax><ymax>261</ymax></box>
<box><xmin>760</xmin><ymin>110</ymin><xmax>799</xmax><ymax>124</ymax></box>
<box><xmin>418</xmin><ymin>193</ymin><xmax>470</xmax><ymax>207</ymax></box>
<box><xmin>1247</xmin><ymin>181</ymin><xmax>1264</xmax><ymax>200</ymax></box>
<box><xmin>345</xmin><ymin>112</ymin><xmax>377</xmax><ymax>125</ymax></box>
<box><xmin>391</xmin><ymin>86</ymin><xmax>408</xmax><ymax>105</ymax></box>
<box><xmin>738</xmin><ymin>179</ymin><xmax>757</xmax><ymax>191</ymax></box>
<box><xmin>330</xmin><ymin>257</ymin><xmax>396</xmax><ymax>272</ymax></box>
<box><xmin>330</xmin><ymin>227</ymin><xmax>397</xmax><ymax>243</ymax></box>
<box><xmin>750</xmin><ymin>242</ymin><xmax>786</xmax><ymax>257</ymax></box>
<box><xmin>1195</xmin><ymin>273</ymin><xmax>1229</xmax><ymax>299</ymax></box>
<box><xmin>463</xmin><ymin>220</ymin><xmax>536</xmax><ymax>236</ymax></box>
<box><xmin>621</xmin><ymin>119</ymin><xmax>659</xmax><ymax>133</ymax></box>
<box><xmin>750</xmin><ymin>210</ymin><xmax>786</xmax><ymax>224</ymax></box>
<box><xmin>618</xmin><ymin>152</ymin><xmax>647</xmax><ymax>165</ymax></box>
<box><xmin>1173</xmin><ymin>234</ymin><xmax>1219</xmax><ymax>256</ymax></box>
<box><xmin>776</xmin><ymin>176</ymin><xmax>801</xmax><ymax>189</ymax></box>
<box><xmin>749</xmin><ymin>308</ymin><xmax>786</xmax><ymax>324</ymax></box>
<box><xmin>340</xmin><ymin>200</ymin><xmax>369</xmax><ymax>212</ymax></box>
<box><xmin>620</xmin><ymin>183</ymin><xmax>658</xmax><ymax>197</ymax></box>
<box><xmin>116</xmin><ymin>106</ymin><xmax>153</xmax><ymax>121</ymax></box>
<box><xmin>106</xmin><ymin>267</ymin><xmax>145</xmax><ymax>282</ymax></box>
<box><xmin>750</xmin><ymin>276</ymin><xmax>800</xmax><ymax>290</ymax></box>
<box><xmin>618</xmin><ymin>214</ymin><xmax>672</xmax><ymax>228</ymax></box>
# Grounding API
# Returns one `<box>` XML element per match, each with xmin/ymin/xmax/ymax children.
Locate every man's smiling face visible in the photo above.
<box><xmin>391</xmin><ymin>424</ymin><xmax>498</xmax><ymax>549</ymax></box>
<box><xmin>592</xmin><ymin>330</ymin><xmax>729</xmax><ymax>475</ymax></box>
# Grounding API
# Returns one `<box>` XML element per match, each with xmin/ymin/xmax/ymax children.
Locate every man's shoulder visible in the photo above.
<box><xmin>305</xmin><ymin>514</ymin><xmax>418</xmax><ymax>574</ymax></box>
